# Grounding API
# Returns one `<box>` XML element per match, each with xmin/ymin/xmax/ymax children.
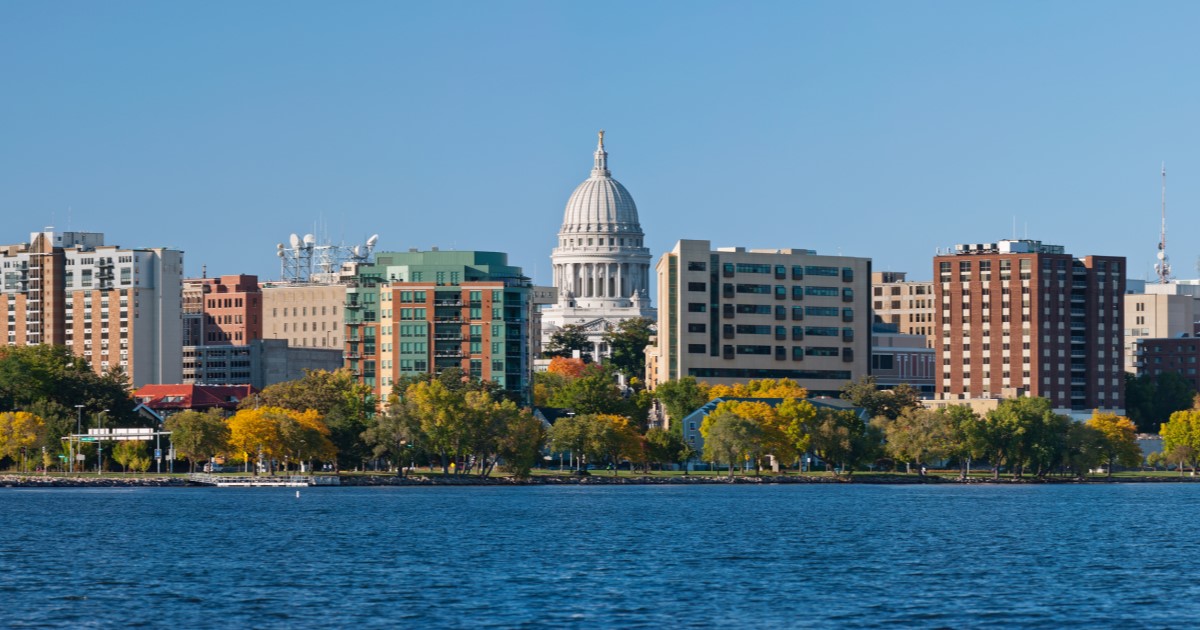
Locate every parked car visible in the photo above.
<box><xmin>203</xmin><ymin>463</ymin><xmax>225</xmax><ymax>473</ymax></box>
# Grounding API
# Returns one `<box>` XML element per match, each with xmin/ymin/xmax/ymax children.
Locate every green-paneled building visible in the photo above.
<box><xmin>344</xmin><ymin>250</ymin><xmax>533</xmax><ymax>404</ymax></box>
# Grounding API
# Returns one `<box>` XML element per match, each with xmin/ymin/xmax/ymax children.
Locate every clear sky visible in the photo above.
<box><xmin>3</xmin><ymin>1</ymin><xmax>1199</xmax><ymax>285</ymax></box>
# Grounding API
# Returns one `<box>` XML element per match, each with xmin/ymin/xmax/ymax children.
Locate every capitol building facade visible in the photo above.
<box><xmin>540</xmin><ymin>131</ymin><xmax>656</xmax><ymax>360</ymax></box>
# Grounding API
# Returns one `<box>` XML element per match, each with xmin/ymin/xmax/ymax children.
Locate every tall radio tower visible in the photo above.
<box><xmin>1155</xmin><ymin>163</ymin><xmax>1172</xmax><ymax>284</ymax></box>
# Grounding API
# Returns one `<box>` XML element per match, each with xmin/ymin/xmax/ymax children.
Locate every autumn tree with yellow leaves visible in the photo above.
<box><xmin>0</xmin><ymin>411</ymin><xmax>46</xmax><ymax>473</ymax></box>
<box><xmin>226</xmin><ymin>406</ymin><xmax>335</xmax><ymax>475</ymax></box>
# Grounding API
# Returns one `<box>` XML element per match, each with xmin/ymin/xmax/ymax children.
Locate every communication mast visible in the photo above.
<box><xmin>276</xmin><ymin>230</ymin><xmax>379</xmax><ymax>283</ymax></box>
<box><xmin>1155</xmin><ymin>163</ymin><xmax>1172</xmax><ymax>284</ymax></box>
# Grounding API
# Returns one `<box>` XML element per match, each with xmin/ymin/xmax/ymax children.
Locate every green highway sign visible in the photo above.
<box><xmin>80</xmin><ymin>437</ymin><xmax>97</xmax><ymax>442</ymax></box>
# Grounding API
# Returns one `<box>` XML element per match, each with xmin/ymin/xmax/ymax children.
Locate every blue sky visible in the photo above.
<box><xmin>3</xmin><ymin>1</ymin><xmax>1199</xmax><ymax>285</ymax></box>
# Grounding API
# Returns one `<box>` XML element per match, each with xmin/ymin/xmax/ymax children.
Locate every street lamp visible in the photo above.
<box><xmin>73</xmin><ymin>404</ymin><xmax>84</xmax><ymax>474</ymax></box>
<box><xmin>96</xmin><ymin>409</ymin><xmax>108</xmax><ymax>476</ymax></box>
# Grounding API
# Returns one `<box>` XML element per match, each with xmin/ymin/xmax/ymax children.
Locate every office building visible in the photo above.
<box><xmin>261</xmin><ymin>282</ymin><xmax>348</xmax><ymax>350</ymax></box>
<box><xmin>871</xmin><ymin>271</ymin><xmax>936</xmax><ymax>348</ymax></box>
<box><xmin>1123</xmin><ymin>282</ymin><xmax>1200</xmax><ymax>373</ymax></box>
<box><xmin>649</xmin><ymin>239</ymin><xmax>871</xmax><ymax>397</ymax></box>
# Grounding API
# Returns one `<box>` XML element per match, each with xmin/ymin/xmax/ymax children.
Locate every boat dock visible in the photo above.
<box><xmin>188</xmin><ymin>473</ymin><xmax>341</xmax><ymax>487</ymax></box>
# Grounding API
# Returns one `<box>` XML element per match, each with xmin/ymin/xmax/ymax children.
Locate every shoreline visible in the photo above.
<box><xmin>4</xmin><ymin>473</ymin><xmax>1200</xmax><ymax>488</ymax></box>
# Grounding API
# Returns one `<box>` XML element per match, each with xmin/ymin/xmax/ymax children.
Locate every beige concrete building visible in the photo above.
<box><xmin>649</xmin><ymin>239</ymin><xmax>871</xmax><ymax>397</ymax></box>
<box><xmin>261</xmin><ymin>283</ymin><xmax>346</xmax><ymax>350</ymax></box>
<box><xmin>1124</xmin><ymin>282</ymin><xmax>1200</xmax><ymax>373</ymax></box>
<box><xmin>871</xmin><ymin>271</ymin><xmax>936</xmax><ymax>348</ymax></box>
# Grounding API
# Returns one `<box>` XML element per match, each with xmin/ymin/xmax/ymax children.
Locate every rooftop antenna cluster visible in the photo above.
<box><xmin>276</xmin><ymin>230</ymin><xmax>380</xmax><ymax>283</ymax></box>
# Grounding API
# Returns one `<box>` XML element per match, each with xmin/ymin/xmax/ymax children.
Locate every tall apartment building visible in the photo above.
<box><xmin>0</xmin><ymin>229</ymin><xmax>183</xmax><ymax>386</ymax></box>
<box><xmin>934</xmin><ymin>239</ymin><xmax>1125</xmax><ymax>413</ymax></box>
<box><xmin>871</xmin><ymin>271</ymin><xmax>936</xmax><ymax>348</ymax></box>
<box><xmin>650</xmin><ymin>239</ymin><xmax>871</xmax><ymax>397</ymax></box>
<box><xmin>261</xmin><ymin>283</ymin><xmax>347</xmax><ymax>349</ymax></box>
<box><xmin>344</xmin><ymin>250</ymin><xmax>533</xmax><ymax>403</ymax></box>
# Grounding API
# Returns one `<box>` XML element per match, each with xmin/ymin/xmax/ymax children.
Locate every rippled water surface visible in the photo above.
<box><xmin>1</xmin><ymin>483</ymin><xmax>1195</xmax><ymax>627</ymax></box>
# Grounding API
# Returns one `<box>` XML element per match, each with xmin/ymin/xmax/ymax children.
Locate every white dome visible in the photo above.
<box><xmin>562</xmin><ymin>177</ymin><xmax>640</xmax><ymax>233</ymax></box>
<box><xmin>559</xmin><ymin>131</ymin><xmax>643</xmax><ymax>235</ymax></box>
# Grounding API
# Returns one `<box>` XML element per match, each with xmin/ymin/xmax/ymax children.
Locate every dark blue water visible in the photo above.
<box><xmin>0</xmin><ymin>484</ymin><xmax>1194</xmax><ymax>628</ymax></box>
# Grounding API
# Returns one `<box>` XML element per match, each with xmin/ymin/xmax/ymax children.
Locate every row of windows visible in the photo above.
<box><xmin>721</xmin><ymin>324</ymin><xmax>855</xmax><ymax>341</ymax></box>
<box><xmin>687</xmin><ymin>367</ymin><xmax>854</xmax><ymax>380</ymax></box>
<box><xmin>690</xmin><ymin>303</ymin><xmax>857</xmax><ymax>323</ymax></box>
<box><xmin>685</xmin><ymin>344</ymin><xmax>852</xmax><ymax>360</ymax></box>
<box><xmin>706</xmin><ymin>262</ymin><xmax>856</xmax><ymax>282</ymax></box>
<box><xmin>272</xmin><ymin>305</ymin><xmax>339</xmax><ymax>317</ymax></box>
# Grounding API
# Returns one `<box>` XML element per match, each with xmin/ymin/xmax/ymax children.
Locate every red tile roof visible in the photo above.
<box><xmin>133</xmin><ymin>384</ymin><xmax>256</xmax><ymax>411</ymax></box>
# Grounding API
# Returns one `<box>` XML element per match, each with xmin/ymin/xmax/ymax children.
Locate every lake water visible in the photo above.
<box><xmin>0</xmin><ymin>483</ymin><xmax>1195</xmax><ymax>628</ymax></box>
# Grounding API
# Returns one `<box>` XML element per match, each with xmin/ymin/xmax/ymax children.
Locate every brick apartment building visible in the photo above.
<box><xmin>934</xmin><ymin>239</ymin><xmax>1125</xmax><ymax>413</ymax></box>
<box><xmin>0</xmin><ymin>229</ymin><xmax>183</xmax><ymax>386</ymax></box>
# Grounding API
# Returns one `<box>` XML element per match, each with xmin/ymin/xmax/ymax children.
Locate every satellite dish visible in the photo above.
<box><xmin>366</xmin><ymin>234</ymin><xmax>379</xmax><ymax>250</ymax></box>
<box><xmin>352</xmin><ymin>245</ymin><xmax>362</xmax><ymax>257</ymax></box>
<box><xmin>276</xmin><ymin>243</ymin><xmax>284</xmax><ymax>250</ymax></box>
<box><xmin>289</xmin><ymin>233</ymin><xmax>301</xmax><ymax>249</ymax></box>
<box><xmin>276</xmin><ymin>250</ymin><xmax>285</xmax><ymax>258</ymax></box>
<box><xmin>303</xmin><ymin>233</ymin><xmax>316</xmax><ymax>246</ymax></box>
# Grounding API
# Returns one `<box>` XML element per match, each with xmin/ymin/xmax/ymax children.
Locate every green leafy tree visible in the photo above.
<box><xmin>1126</xmin><ymin>372</ymin><xmax>1196</xmax><ymax>433</ymax></box>
<box><xmin>653</xmin><ymin>377</ymin><xmax>711</xmax><ymax>436</ymax></box>
<box><xmin>165</xmin><ymin>409</ymin><xmax>231</xmax><ymax>472</ymax></box>
<box><xmin>808</xmin><ymin>407</ymin><xmax>881</xmax><ymax>477</ymax></box>
<box><xmin>361</xmin><ymin>398</ymin><xmax>421</xmax><ymax>477</ymax></box>
<box><xmin>0</xmin><ymin>345</ymin><xmax>140</xmax><ymax>428</ymax></box>
<box><xmin>549</xmin><ymin>368</ymin><xmax>626</xmax><ymax>415</ymax></box>
<box><xmin>603</xmin><ymin>317</ymin><xmax>655</xmax><ymax>380</ymax></box>
<box><xmin>840</xmin><ymin>376</ymin><xmax>922</xmax><ymax>421</ymax></box>
<box><xmin>547</xmin><ymin>414</ymin><xmax>589</xmax><ymax>471</ymax></box>
<box><xmin>701</xmin><ymin>412</ymin><xmax>764</xmax><ymax>477</ymax></box>
<box><xmin>970</xmin><ymin>397</ymin><xmax>1071</xmax><ymax>479</ymax></box>
<box><xmin>584</xmin><ymin>414</ymin><xmax>641</xmax><ymax>475</ymax></box>
<box><xmin>644</xmin><ymin>427</ymin><xmax>688</xmax><ymax>471</ymax></box>
<box><xmin>877</xmin><ymin>406</ymin><xmax>957</xmax><ymax>474</ymax></box>
<box><xmin>545</xmin><ymin>325</ymin><xmax>592</xmax><ymax>362</ymax></box>
<box><xmin>1060</xmin><ymin>421</ymin><xmax>1105</xmax><ymax>478</ymax></box>
<box><xmin>496</xmin><ymin>411</ymin><xmax>546</xmax><ymax>479</ymax></box>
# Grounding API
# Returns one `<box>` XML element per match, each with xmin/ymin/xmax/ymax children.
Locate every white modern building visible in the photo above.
<box><xmin>541</xmin><ymin>132</ymin><xmax>656</xmax><ymax>359</ymax></box>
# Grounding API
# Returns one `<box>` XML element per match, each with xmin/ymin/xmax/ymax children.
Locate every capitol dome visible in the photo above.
<box><xmin>549</xmin><ymin>131</ymin><xmax>653</xmax><ymax>309</ymax></box>
<box><xmin>560</xmin><ymin>132</ymin><xmax>642</xmax><ymax>234</ymax></box>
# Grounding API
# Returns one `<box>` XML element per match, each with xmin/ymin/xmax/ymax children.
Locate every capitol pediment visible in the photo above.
<box><xmin>575</xmin><ymin>318</ymin><xmax>616</xmax><ymax>333</ymax></box>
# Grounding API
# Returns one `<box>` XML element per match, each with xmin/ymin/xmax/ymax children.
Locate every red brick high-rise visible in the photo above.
<box><xmin>933</xmin><ymin>240</ymin><xmax>1125</xmax><ymax>413</ymax></box>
